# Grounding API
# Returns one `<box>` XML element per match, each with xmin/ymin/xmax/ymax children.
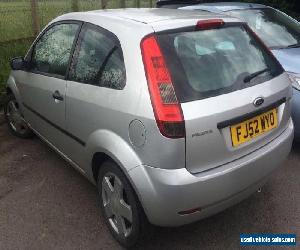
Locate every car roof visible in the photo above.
<box><xmin>180</xmin><ymin>2</ymin><xmax>269</xmax><ymax>12</ymax></box>
<box><xmin>53</xmin><ymin>8</ymin><xmax>238</xmax><ymax>36</ymax></box>
<box><xmin>56</xmin><ymin>8</ymin><xmax>229</xmax><ymax>24</ymax></box>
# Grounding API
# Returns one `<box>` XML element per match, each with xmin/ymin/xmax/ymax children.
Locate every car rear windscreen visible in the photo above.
<box><xmin>156</xmin><ymin>24</ymin><xmax>283</xmax><ymax>102</ymax></box>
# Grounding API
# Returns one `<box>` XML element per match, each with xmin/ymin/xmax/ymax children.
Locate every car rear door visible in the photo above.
<box><xmin>156</xmin><ymin>21</ymin><xmax>292</xmax><ymax>174</ymax></box>
<box><xmin>17</xmin><ymin>21</ymin><xmax>81</xmax><ymax>149</ymax></box>
<box><xmin>181</xmin><ymin>76</ymin><xmax>291</xmax><ymax>174</ymax></box>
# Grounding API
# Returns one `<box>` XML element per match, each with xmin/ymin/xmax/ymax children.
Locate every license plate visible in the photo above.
<box><xmin>230</xmin><ymin>109</ymin><xmax>278</xmax><ymax>147</ymax></box>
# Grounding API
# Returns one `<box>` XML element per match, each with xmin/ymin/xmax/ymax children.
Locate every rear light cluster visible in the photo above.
<box><xmin>141</xmin><ymin>35</ymin><xmax>185</xmax><ymax>139</ymax></box>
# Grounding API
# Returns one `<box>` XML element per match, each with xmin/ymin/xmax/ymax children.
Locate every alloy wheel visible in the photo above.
<box><xmin>102</xmin><ymin>172</ymin><xmax>133</xmax><ymax>238</ymax></box>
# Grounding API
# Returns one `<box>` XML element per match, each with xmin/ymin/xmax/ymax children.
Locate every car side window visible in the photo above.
<box><xmin>31</xmin><ymin>23</ymin><xmax>79</xmax><ymax>77</ymax></box>
<box><xmin>69</xmin><ymin>25</ymin><xmax>126</xmax><ymax>89</ymax></box>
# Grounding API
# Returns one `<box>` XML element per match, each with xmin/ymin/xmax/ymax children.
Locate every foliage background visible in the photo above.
<box><xmin>0</xmin><ymin>0</ymin><xmax>299</xmax><ymax>108</ymax></box>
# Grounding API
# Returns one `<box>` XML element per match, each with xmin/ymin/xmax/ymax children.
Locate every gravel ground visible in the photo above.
<box><xmin>0</xmin><ymin>113</ymin><xmax>299</xmax><ymax>249</ymax></box>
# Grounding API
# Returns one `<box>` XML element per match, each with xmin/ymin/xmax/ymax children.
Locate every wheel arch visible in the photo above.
<box><xmin>6</xmin><ymin>76</ymin><xmax>23</xmax><ymax>111</ymax></box>
<box><xmin>90</xmin><ymin>150</ymin><xmax>150</xmax><ymax>222</ymax></box>
<box><xmin>87</xmin><ymin>129</ymin><xmax>142</xmax><ymax>182</ymax></box>
<box><xmin>87</xmin><ymin>129</ymin><xmax>148</xmax><ymax>218</ymax></box>
<box><xmin>91</xmin><ymin>152</ymin><xmax>113</xmax><ymax>183</ymax></box>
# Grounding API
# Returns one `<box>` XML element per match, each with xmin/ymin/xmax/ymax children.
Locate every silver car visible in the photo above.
<box><xmin>4</xmin><ymin>8</ymin><xmax>294</xmax><ymax>247</ymax></box>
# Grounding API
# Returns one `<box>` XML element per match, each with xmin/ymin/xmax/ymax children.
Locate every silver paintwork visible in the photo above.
<box><xmin>6</xmin><ymin>8</ymin><xmax>294</xmax><ymax>227</ymax></box>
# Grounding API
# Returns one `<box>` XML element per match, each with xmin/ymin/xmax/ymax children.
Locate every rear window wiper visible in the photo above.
<box><xmin>243</xmin><ymin>68</ymin><xmax>271</xmax><ymax>83</ymax></box>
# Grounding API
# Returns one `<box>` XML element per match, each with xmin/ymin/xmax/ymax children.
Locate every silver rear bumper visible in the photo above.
<box><xmin>128</xmin><ymin>119</ymin><xmax>293</xmax><ymax>227</ymax></box>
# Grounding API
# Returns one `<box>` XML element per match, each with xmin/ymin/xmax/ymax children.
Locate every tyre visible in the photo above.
<box><xmin>98</xmin><ymin>160</ymin><xmax>148</xmax><ymax>248</ymax></box>
<box><xmin>4</xmin><ymin>94</ymin><xmax>33</xmax><ymax>138</ymax></box>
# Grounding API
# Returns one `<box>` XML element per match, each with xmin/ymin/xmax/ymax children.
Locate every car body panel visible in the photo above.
<box><xmin>272</xmin><ymin>48</ymin><xmax>300</xmax><ymax>74</ymax></box>
<box><xmin>12</xmin><ymin>70</ymin><xmax>68</xmax><ymax>151</ymax></box>
<box><xmin>6</xmin><ymin>75</ymin><xmax>22</xmax><ymax>113</ymax></box>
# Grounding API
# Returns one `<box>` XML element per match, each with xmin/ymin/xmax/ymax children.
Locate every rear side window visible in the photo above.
<box><xmin>157</xmin><ymin>24</ymin><xmax>283</xmax><ymax>102</ymax></box>
<box><xmin>31</xmin><ymin>23</ymin><xmax>79</xmax><ymax>76</ymax></box>
<box><xmin>69</xmin><ymin>24</ymin><xmax>126</xmax><ymax>89</ymax></box>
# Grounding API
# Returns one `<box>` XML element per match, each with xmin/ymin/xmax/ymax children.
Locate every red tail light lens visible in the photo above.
<box><xmin>196</xmin><ymin>19</ymin><xmax>225</xmax><ymax>30</ymax></box>
<box><xmin>141</xmin><ymin>35</ymin><xmax>185</xmax><ymax>139</ymax></box>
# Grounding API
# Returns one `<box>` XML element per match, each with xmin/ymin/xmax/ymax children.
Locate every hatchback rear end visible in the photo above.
<box><xmin>128</xmin><ymin>12</ymin><xmax>293</xmax><ymax>227</ymax></box>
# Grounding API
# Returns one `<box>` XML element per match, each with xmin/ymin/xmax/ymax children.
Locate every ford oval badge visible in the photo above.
<box><xmin>253</xmin><ymin>97</ymin><xmax>264</xmax><ymax>107</ymax></box>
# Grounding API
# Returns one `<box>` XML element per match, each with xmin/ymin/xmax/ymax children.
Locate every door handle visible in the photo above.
<box><xmin>52</xmin><ymin>90</ymin><xmax>64</xmax><ymax>101</ymax></box>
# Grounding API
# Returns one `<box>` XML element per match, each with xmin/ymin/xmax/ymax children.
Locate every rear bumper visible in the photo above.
<box><xmin>128</xmin><ymin>119</ymin><xmax>293</xmax><ymax>227</ymax></box>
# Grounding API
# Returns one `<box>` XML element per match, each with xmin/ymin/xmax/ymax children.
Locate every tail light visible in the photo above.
<box><xmin>141</xmin><ymin>35</ymin><xmax>185</xmax><ymax>139</ymax></box>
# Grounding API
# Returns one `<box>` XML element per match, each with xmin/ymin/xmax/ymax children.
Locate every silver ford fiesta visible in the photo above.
<box><xmin>4</xmin><ymin>8</ymin><xmax>293</xmax><ymax>247</ymax></box>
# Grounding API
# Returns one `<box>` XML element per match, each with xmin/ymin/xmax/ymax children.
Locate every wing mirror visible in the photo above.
<box><xmin>10</xmin><ymin>57</ymin><xmax>27</xmax><ymax>70</ymax></box>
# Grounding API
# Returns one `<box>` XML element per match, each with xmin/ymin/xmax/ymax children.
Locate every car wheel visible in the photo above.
<box><xmin>4</xmin><ymin>95</ymin><xmax>33</xmax><ymax>138</ymax></box>
<box><xmin>98</xmin><ymin>160</ymin><xmax>148</xmax><ymax>248</ymax></box>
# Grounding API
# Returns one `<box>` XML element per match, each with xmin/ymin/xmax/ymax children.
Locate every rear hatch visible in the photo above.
<box><xmin>156</xmin><ymin>21</ymin><xmax>292</xmax><ymax>174</ymax></box>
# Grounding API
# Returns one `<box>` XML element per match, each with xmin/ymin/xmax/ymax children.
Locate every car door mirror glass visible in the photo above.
<box><xmin>10</xmin><ymin>57</ymin><xmax>25</xmax><ymax>70</ymax></box>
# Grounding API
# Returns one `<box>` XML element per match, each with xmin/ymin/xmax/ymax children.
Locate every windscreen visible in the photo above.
<box><xmin>157</xmin><ymin>24</ymin><xmax>283</xmax><ymax>102</ymax></box>
<box><xmin>227</xmin><ymin>8</ymin><xmax>300</xmax><ymax>49</ymax></box>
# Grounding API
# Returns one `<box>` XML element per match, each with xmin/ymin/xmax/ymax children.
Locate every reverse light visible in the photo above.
<box><xmin>196</xmin><ymin>19</ymin><xmax>225</xmax><ymax>30</ymax></box>
<box><xmin>141</xmin><ymin>35</ymin><xmax>185</xmax><ymax>139</ymax></box>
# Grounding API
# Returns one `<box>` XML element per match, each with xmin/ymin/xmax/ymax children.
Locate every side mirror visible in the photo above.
<box><xmin>10</xmin><ymin>57</ymin><xmax>25</xmax><ymax>70</ymax></box>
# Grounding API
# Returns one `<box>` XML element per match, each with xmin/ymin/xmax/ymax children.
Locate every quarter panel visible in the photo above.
<box><xmin>65</xmin><ymin>30</ymin><xmax>186</xmax><ymax>173</ymax></box>
<box><xmin>85</xmin><ymin>129</ymin><xmax>142</xmax><ymax>173</ymax></box>
<box><xmin>65</xmin><ymin>79</ymin><xmax>143</xmax><ymax>174</ymax></box>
